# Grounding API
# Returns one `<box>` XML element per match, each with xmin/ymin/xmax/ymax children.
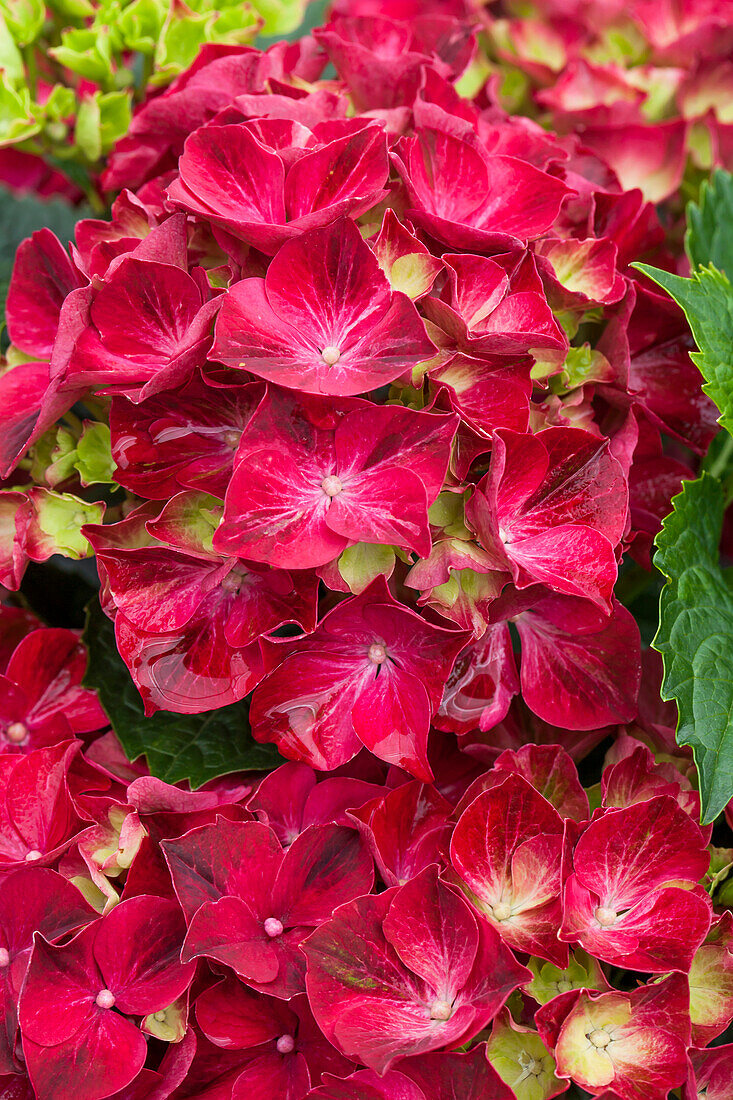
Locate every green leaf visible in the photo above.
<box><xmin>82</xmin><ymin>599</ymin><xmax>282</xmax><ymax>787</ymax></box>
<box><xmin>686</xmin><ymin>169</ymin><xmax>733</xmax><ymax>276</ymax></box>
<box><xmin>97</xmin><ymin>89</ymin><xmax>131</xmax><ymax>153</ymax></box>
<box><xmin>43</xmin><ymin>84</ymin><xmax>76</xmax><ymax>122</ymax></box>
<box><xmin>0</xmin><ymin>0</ymin><xmax>44</xmax><ymax>45</ymax></box>
<box><xmin>51</xmin><ymin>27</ymin><xmax>114</xmax><ymax>86</ymax></box>
<box><xmin>74</xmin><ymin>89</ymin><xmax>131</xmax><ymax>162</ymax></box>
<box><xmin>46</xmin><ymin>0</ymin><xmax>94</xmax><ymax>20</ymax></box>
<box><xmin>153</xmin><ymin>10</ymin><xmax>212</xmax><ymax>80</ymax></box>
<box><xmin>75</xmin><ymin>93</ymin><xmax>101</xmax><ymax>161</ymax></box>
<box><xmin>248</xmin><ymin>0</ymin><xmax>305</xmax><ymax>35</ymax></box>
<box><xmin>653</xmin><ymin>474</ymin><xmax>733</xmax><ymax>823</ymax></box>
<box><xmin>635</xmin><ymin>263</ymin><xmax>733</xmax><ymax>438</ymax></box>
<box><xmin>117</xmin><ymin>0</ymin><xmax>165</xmax><ymax>54</ymax></box>
<box><xmin>0</xmin><ymin>14</ymin><xmax>23</xmax><ymax>82</ymax></box>
<box><xmin>0</xmin><ymin>83</ymin><xmax>40</xmax><ymax>145</ymax></box>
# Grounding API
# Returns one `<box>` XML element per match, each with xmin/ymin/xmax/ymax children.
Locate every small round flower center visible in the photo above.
<box><xmin>491</xmin><ymin>901</ymin><xmax>512</xmax><ymax>921</ymax></box>
<box><xmin>276</xmin><ymin>1034</ymin><xmax>295</xmax><ymax>1054</ymax></box>
<box><xmin>0</xmin><ymin>949</ymin><xmax>10</xmax><ymax>968</ymax></box>
<box><xmin>321</xmin><ymin>475</ymin><xmax>343</xmax><ymax>498</ymax></box>
<box><xmin>518</xmin><ymin>1050</ymin><xmax>542</xmax><ymax>1076</ymax></box>
<box><xmin>321</xmin><ymin>345</ymin><xmax>341</xmax><ymax>366</ymax></box>
<box><xmin>498</xmin><ymin>527</ymin><xmax>511</xmax><ymax>544</ymax></box>
<box><xmin>595</xmin><ymin>906</ymin><xmax>617</xmax><ymax>927</ymax></box>
<box><xmin>96</xmin><ymin>989</ymin><xmax>116</xmax><ymax>1009</ymax></box>
<box><xmin>264</xmin><ymin>917</ymin><xmax>284</xmax><ymax>938</ymax></box>
<box><xmin>429</xmin><ymin>998</ymin><xmax>453</xmax><ymax>1021</ymax></box>
<box><xmin>557</xmin><ymin>979</ymin><xmax>573</xmax><ymax>994</ymax></box>
<box><xmin>153</xmin><ymin>1010</ymin><xmax>167</xmax><ymax>1022</ymax></box>
<box><xmin>368</xmin><ymin>643</ymin><xmax>387</xmax><ymax>664</ymax></box>
<box><xmin>223</xmin><ymin>430</ymin><xmax>241</xmax><ymax>449</ymax></box>
<box><xmin>24</xmin><ymin>850</ymin><xmax>42</xmax><ymax>862</ymax></box>
<box><xmin>588</xmin><ymin>1029</ymin><xmax>611</xmax><ymax>1048</ymax></box>
<box><xmin>5</xmin><ymin>722</ymin><xmax>28</xmax><ymax>744</ymax></box>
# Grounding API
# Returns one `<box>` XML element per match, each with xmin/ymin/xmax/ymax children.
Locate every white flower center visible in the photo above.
<box><xmin>5</xmin><ymin>722</ymin><xmax>27</xmax><ymax>744</ymax></box>
<box><xmin>264</xmin><ymin>917</ymin><xmax>284</xmax><ymax>938</ymax></box>
<box><xmin>0</xmin><ymin>949</ymin><xmax>9</xmax><ymax>968</ymax></box>
<box><xmin>589</xmin><ymin>1029</ymin><xmax>611</xmax><ymax>1048</ymax></box>
<box><xmin>595</xmin><ymin>906</ymin><xmax>618</xmax><ymax>927</ymax></box>
<box><xmin>429</xmin><ymin>998</ymin><xmax>453</xmax><ymax>1021</ymax></box>
<box><xmin>321</xmin><ymin>475</ymin><xmax>343</xmax><ymax>497</ymax></box>
<box><xmin>96</xmin><ymin>989</ymin><xmax>116</xmax><ymax>1009</ymax></box>
<box><xmin>25</xmin><ymin>850</ymin><xmax>42</xmax><ymax>862</ymax></box>
<box><xmin>276</xmin><ymin>1034</ymin><xmax>295</xmax><ymax>1054</ymax></box>
<box><xmin>321</xmin><ymin>346</ymin><xmax>341</xmax><ymax>366</ymax></box>
<box><xmin>491</xmin><ymin>901</ymin><xmax>512</xmax><ymax>921</ymax></box>
<box><xmin>368</xmin><ymin>643</ymin><xmax>387</xmax><ymax>664</ymax></box>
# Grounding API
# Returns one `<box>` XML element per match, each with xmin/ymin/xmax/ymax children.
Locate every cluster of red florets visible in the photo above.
<box><xmin>0</xmin><ymin>611</ymin><xmax>730</xmax><ymax>1099</ymax></box>
<box><xmin>0</xmin><ymin>1</ymin><xmax>731</xmax><ymax>1097</ymax></box>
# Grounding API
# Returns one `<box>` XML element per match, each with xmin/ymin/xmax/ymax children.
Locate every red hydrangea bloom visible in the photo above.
<box><xmin>168</xmin><ymin>118</ymin><xmax>389</xmax><ymax>254</ymax></box>
<box><xmin>109</xmin><ymin>374</ymin><xmax>265</xmax><ymax>501</ymax></box>
<box><xmin>435</xmin><ymin>621</ymin><xmax>520</xmax><ymax>735</ymax></box>
<box><xmin>601</xmin><ymin>741</ymin><xmax>704</xmax><ymax>823</ymax></box>
<box><xmin>314</xmin><ymin>15</ymin><xmax>475</xmax><ymax>112</ymax></box>
<box><xmin>0</xmin><ymin>493</ymin><xmax>34</xmax><ymax>592</ymax></box>
<box><xmin>247</xmin><ymin>762</ymin><xmax>382</xmax><ymax>846</ymax></box>
<box><xmin>306</xmin><ymin>1067</ymin><xmax>426</xmax><ymax>1099</ymax></box>
<box><xmin>212</xmin><ymin>388</ymin><xmax>457</xmax><ymax>567</ymax></box>
<box><xmin>368</xmin><ymin>209</ymin><xmax>442</xmax><ymax>301</ymax></box>
<box><xmin>488</xmin><ymin>588</ymin><xmax>641</xmax><ymax>729</ymax></box>
<box><xmin>196</xmin><ymin>979</ymin><xmax>353</xmax><ymax>1097</ymax></box>
<box><xmin>250</xmin><ymin>579</ymin><xmax>469</xmax><ymax>779</ymax></box>
<box><xmin>103</xmin><ymin>42</ymin><xmax>326</xmax><ymax>191</ymax></box>
<box><xmin>466</xmin><ymin>427</ymin><xmax>627</xmax><ymax>610</ymax></box>
<box><xmin>439</xmin><ymin>589</ymin><xmax>640</xmax><ymax>735</ymax></box>
<box><xmin>450</xmin><ymin>772</ymin><xmax>567</xmax><ymax>966</ymax></box>
<box><xmin>427</xmin><ymin>353</ymin><xmax>532</xmax><ymax>445</ymax></box>
<box><xmin>303</xmin><ymin>867</ymin><xmax>529</xmax><ymax>1073</ymax></box>
<box><xmin>348</xmin><ymin>779</ymin><xmax>453</xmax><ymax>887</ymax></box>
<box><xmin>0</xmin><ymin>608</ymin><xmax>40</xmax><ymax>671</ymax></box>
<box><xmin>0</xmin><ymin>6</ymin><xmax>728</xmax><ymax>1094</ymax></box>
<box><xmin>0</xmin><ymin>227</ymin><xmax>88</xmax><ymax>478</ymax></box>
<box><xmin>685</xmin><ymin>1045</ymin><xmax>733</xmax><ymax>1100</ymax></box>
<box><xmin>5</xmin><ymin>229</ymin><xmax>85</xmax><ymax>362</ymax></box>
<box><xmin>307</xmin><ymin>1045</ymin><xmax>515</xmax><ymax>1099</ymax></box>
<box><xmin>0</xmin><ymin>742</ymin><xmax>86</xmax><ymax>869</ymax></box>
<box><xmin>559</xmin><ymin>795</ymin><xmax>711</xmax><ymax>972</ymax></box>
<box><xmin>543</xmin><ymin>974</ymin><xmax>691</xmax><ymax>1100</ymax></box>
<box><xmin>398</xmin><ymin>1045</ymin><xmax>516</xmax><ymax>1100</ymax></box>
<box><xmin>18</xmin><ymin>895</ymin><xmax>194</xmax><ymax>1100</ymax></box>
<box><xmin>0</xmin><ymin>628</ymin><xmax>106</xmax><ymax>752</ymax></box>
<box><xmin>60</xmin><ymin>219</ymin><xmax>221</xmax><ymax>402</ymax></box>
<box><xmin>87</xmin><ymin>494</ymin><xmax>317</xmax><ymax>713</ymax></box>
<box><xmin>211</xmin><ymin>218</ymin><xmax>436</xmax><ymax>395</ymax></box>
<box><xmin>162</xmin><ymin>818</ymin><xmax>373</xmax><ymax>998</ymax></box>
<box><xmin>423</xmin><ymin>253</ymin><xmax>567</xmax><ymax>360</ymax></box>
<box><xmin>454</xmin><ymin>742</ymin><xmax>590</xmax><ymax>823</ymax></box>
<box><xmin>391</xmin><ymin>108</ymin><xmax>572</xmax><ymax>252</ymax></box>
<box><xmin>0</xmin><ymin>869</ymin><xmax>96</xmax><ymax>1075</ymax></box>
